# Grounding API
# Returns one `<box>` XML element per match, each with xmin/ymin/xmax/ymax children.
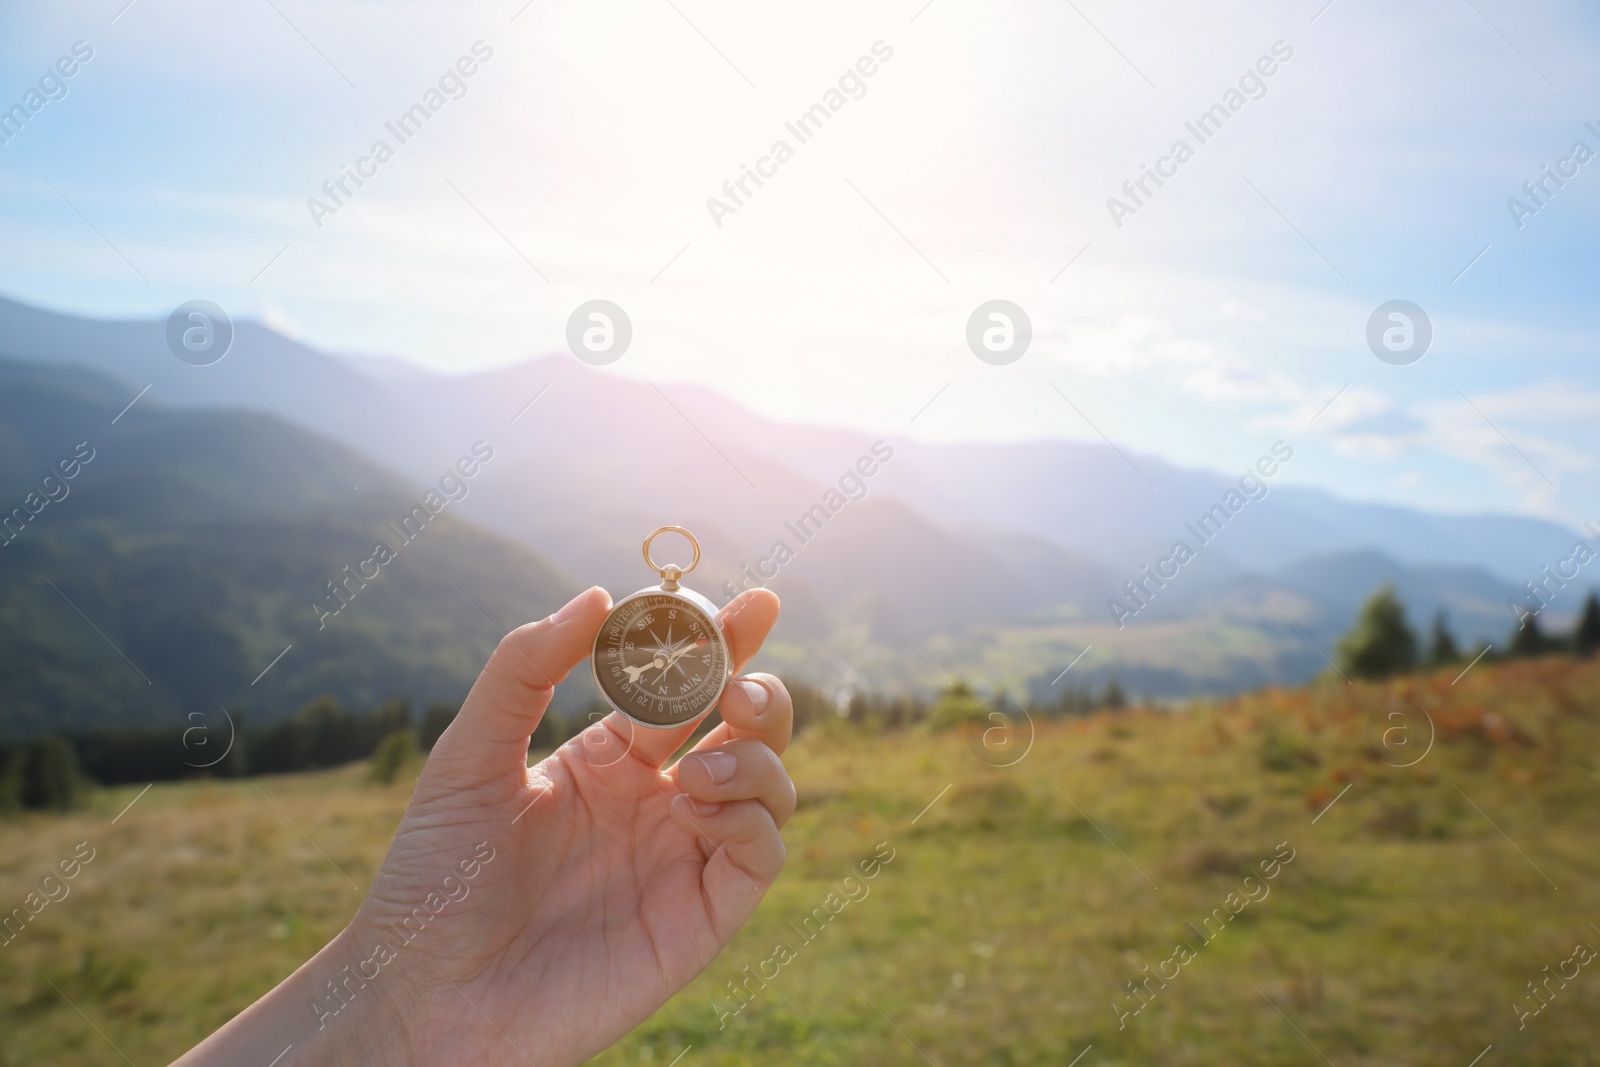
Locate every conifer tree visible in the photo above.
<box><xmin>1508</xmin><ymin>611</ymin><xmax>1551</xmax><ymax>658</ymax></box>
<box><xmin>1426</xmin><ymin>609</ymin><xmax>1460</xmax><ymax>665</ymax></box>
<box><xmin>1336</xmin><ymin>585</ymin><xmax>1419</xmax><ymax>679</ymax></box>
<box><xmin>28</xmin><ymin>737</ymin><xmax>82</xmax><ymax>811</ymax></box>
<box><xmin>1575</xmin><ymin>592</ymin><xmax>1600</xmax><ymax>658</ymax></box>
<box><xmin>367</xmin><ymin>729</ymin><xmax>419</xmax><ymax>785</ymax></box>
<box><xmin>0</xmin><ymin>747</ymin><xmax>24</xmax><ymax>815</ymax></box>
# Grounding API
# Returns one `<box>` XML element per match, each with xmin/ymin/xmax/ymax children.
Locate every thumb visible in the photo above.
<box><xmin>436</xmin><ymin>586</ymin><xmax>612</xmax><ymax>765</ymax></box>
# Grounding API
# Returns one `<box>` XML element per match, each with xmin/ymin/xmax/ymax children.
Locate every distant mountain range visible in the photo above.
<box><xmin>0</xmin><ymin>291</ymin><xmax>1590</xmax><ymax>732</ymax></box>
<box><xmin>0</xmin><ymin>355</ymin><xmax>575</xmax><ymax>735</ymax></box>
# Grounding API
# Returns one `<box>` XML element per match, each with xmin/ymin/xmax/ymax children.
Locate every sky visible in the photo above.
<box><xmin>2</xmin><ymin>0</ymin><xmax>1599</xmax><ymax>529</ymax></box>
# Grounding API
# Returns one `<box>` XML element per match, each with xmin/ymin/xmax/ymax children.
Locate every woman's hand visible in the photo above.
<box><xmin>175</xmin><ymin>585</ymin><xmax>792</xmax><ymax>1067</ymax></box>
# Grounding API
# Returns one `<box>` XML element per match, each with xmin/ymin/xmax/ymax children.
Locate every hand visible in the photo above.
<box><xmin>175</xmin><ymin>586</ymin><xmax>793</xmax><ymax>1067</ymax></box>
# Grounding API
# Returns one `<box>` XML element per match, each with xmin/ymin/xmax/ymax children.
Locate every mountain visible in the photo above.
<box><xmin>1242</xmin><ymin>550</ymin><xmax>1523</xmax><ymax>642</ymax></box>
<box><xmin>0</xmin><ymin>358</ymin><xmax>579</xmax><ymax>736</ymax></box>
<box><xmin>720</xmin><ymin>431</ymin><xmax>1580</xmax><ymax>587</ymax></box>
<box><xmin>1001</xmin><ymin>548</ymin><xmax>1531</xmax><ymax>705</ymax></box>
<box><xmin>1</xmin><ymin>292</ymin><xmax>1579</xmax><ymax>588</ymax></box>
<box><xmin>0</xmin><ymin>291</ymin><xmax>1588</xmax><ymax>708</ymax></box>
<box><xmin>0</xmin><ymin>291</ymin><xmax>1119</xmax><ymax>650</ymax></box>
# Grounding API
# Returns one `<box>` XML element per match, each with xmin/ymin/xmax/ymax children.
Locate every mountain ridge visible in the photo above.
<box><xmin>1</xmin><ymin>291</ymin><xmax>1586</xmax><ymax>708</ymax></box>
<box><xmin>0</xmin><ymin>356</ymin><xmax>582</xmax><ymax>736</ymax></box>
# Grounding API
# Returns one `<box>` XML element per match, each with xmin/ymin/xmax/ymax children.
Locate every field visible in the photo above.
<box><xmin>3</xmin><ymin>658</ymin><xmax>1599</xmax><ymax>1065</ymax></box>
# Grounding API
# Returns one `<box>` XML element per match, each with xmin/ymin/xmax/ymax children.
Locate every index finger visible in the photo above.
<box><xmin>602</xmin><ymin>587</ymin><xmax>780</xmax><ymax>768</ymax></box>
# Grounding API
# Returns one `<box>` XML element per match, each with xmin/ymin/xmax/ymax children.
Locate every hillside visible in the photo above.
<box><xmin>2</xmin><ymin>657</ymin><xmax>1596</xmax><ymax>1065</ymax></box>
<box><xmin>0</xmin><ymin>292</ymin><xmax>1584</xmax><ymax>700</ymax></box>
<box><xmin>0</xmin><ymin>359</ymin><xmax>579</xmax><ymax>735</ymax></box>
<box><xmin>1</xmin><ymin>292</ymin><xmax>1576</xmax><ymax>583</ymax></box>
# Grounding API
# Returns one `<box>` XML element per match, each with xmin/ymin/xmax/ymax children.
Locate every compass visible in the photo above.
<box><xmin>591</xmin><ymin>527</ymin><xmax>731</xmax><ymax>729</ymax></box>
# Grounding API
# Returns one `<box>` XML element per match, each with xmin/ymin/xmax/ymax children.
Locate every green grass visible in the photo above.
<box><xmin>4</xmin><ymin>658</ymin><xmax>1599</xmax><ymax>1065</ymax></box>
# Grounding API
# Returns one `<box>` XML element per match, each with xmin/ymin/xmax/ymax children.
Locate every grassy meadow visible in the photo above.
<box><xmin>4</xmin><ymin>657</ymin><xmax>1599</xmax><ymax>1065</ymax></box>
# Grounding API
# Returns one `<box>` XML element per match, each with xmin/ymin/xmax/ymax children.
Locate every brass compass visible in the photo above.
<box><xmin>591</xmin><ymin>527</ymin><xmax>731</xmax><ymax>729</ymax></box>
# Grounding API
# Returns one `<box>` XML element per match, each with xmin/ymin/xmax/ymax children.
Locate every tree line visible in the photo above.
<box><xmin>1335</xmin><ymin>585</ymin><xmax>1600</xmax><ymax>680</ymax></box>
<box><xmin>0</xmin><ymin>697</ymin><xmax>463</xmax><ymax>813</ymax></box>
<box><xmin>16</xmin><ymin>582</ymin><xmax>1579</xmax><ymax>813</ymax></box>
<box><xmin>1</xmin><ymin>670</ymin><xmax>1135</xmax><ymax>814</ymax></box>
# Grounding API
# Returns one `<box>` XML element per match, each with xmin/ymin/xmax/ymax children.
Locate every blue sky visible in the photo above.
<box><xmin>2</xmin><ymin>0</ymin><xmax>1598</xmax><ymax>530</ymax></box>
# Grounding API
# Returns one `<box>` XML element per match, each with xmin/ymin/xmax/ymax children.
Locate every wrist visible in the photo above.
<box><xmin>174</xmin><ymin>922</ymin><xmax>422</xmax><ymax>1067</ymax></box>
<box><xmin>299</xmin><ymin>921</ymin><xmax>425</xmax><ymax>1063</ymax></box>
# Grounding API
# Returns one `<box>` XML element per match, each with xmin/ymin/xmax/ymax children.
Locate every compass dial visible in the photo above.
<box><xmin>593</xmin><ymin>593</ymin><xmax>728</xmax><ymax>728</ymax></box>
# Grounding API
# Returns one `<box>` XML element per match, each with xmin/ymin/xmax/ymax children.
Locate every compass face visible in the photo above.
<box><xmin>593</xmin><ymin>593</ymin><xmax>728</xmax><ymax>728</ymax></box>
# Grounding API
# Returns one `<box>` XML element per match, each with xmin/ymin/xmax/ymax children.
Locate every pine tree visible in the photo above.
<box><xmin>0</xmin><ymin>747</ymin><xmax>24</xmax><ymax>815</ymax></box>
<box><xmin>367</xmin><ymin>729</ymin><xmax>419</xmax><ymax>785</ymax></box>
<box><xmin>928</xmin><ymin>680</ymin><xmax>988</xmax><ymax>729</ymax></box>
<box><xmin>1575</xmin><ymin>592</ymin><xmax>1600</xmax><ymax>658</ymax></box>
<box><xmin>419</xmin><ymin>702</ymin><xmax>459</xmax><ymax>750</ymax></box>
<box><xmin>1057</xmin><ymin>686</ymin><xmax>1092</xmax><ymax>716</ymax></box>
<box><xmin>225</xmin><ymin>708</ymin><xmax>248</xmax><ymax>778</ymax></box>
<box><xmin>1508</xmin><ymin>611</ymin><xmax>1550</xmax><ymax>658</ymax></box>
<box><xmin>29</xmin><ymin>737</ymin><xmax>82</xmax><ymax>811</ymax></box>
<box><xmin>1426</xmin><ymin>610</ymin><xmax>1460</xmax><ymax>666</ymax></box>
<box><xmin>1337</xmin><ymin>585</ymin><xmax>1419</xmax><ymax>679</ymax></box>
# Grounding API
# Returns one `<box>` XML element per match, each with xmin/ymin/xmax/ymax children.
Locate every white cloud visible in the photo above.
<box><xmin>4</xmin><ymin>0</ymin><xmax>1600</xmax><ymax>528</ymax></box>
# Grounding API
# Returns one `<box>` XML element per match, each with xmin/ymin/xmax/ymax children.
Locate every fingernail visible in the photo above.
<box><xmin>691</xmin><ymin>751</ymin><xmax>737</xmax><ymax>784</ymax></box>
<box><xmin>553</xmin><ymin>587</ymin><xmax>596</xmax><ymax>624</ymax></box>
<box><xmin>738</xmin><ymin>679</ymin><xmax>770</xmax><ymax>714</ymax></box>
<box><xmin>676</xmin><ymin>793</ymin><xmax>722</xmax><ymax>817</ymax></box>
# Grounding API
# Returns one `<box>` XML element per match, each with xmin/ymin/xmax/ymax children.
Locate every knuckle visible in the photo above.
<box><xmin>740</xmin><ymin>798</ymin><xmax>776</xmax><ymax>836</ymax></box>
<box><xmin>489</xmin><ymin>628</ymin><xmax>519</xmax><ymax>661</ymax></box>
<box><xmin>504</xmin><ymin>617</ymin><xmax>544</xmax><ymax>644</ymax></box>
<box><xmin>488</xmin><ymin>623</ymin><xmax>562</xmax><ymax>691</ymax></box>
<box><xmin>727</xmin><ymin>737</ymin><xmax>774</xmax><ymax>763</ymax></box>
<box><xmin>492</xmin><ymin>625</ymin><xmax>532</xmax><ymax>661</ymax></box>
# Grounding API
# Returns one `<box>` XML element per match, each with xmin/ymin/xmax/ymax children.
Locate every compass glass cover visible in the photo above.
<box><xmin>594</xmin><ymin>593</ymin><xmax>728</xmax><ymax>727</ymax></box>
